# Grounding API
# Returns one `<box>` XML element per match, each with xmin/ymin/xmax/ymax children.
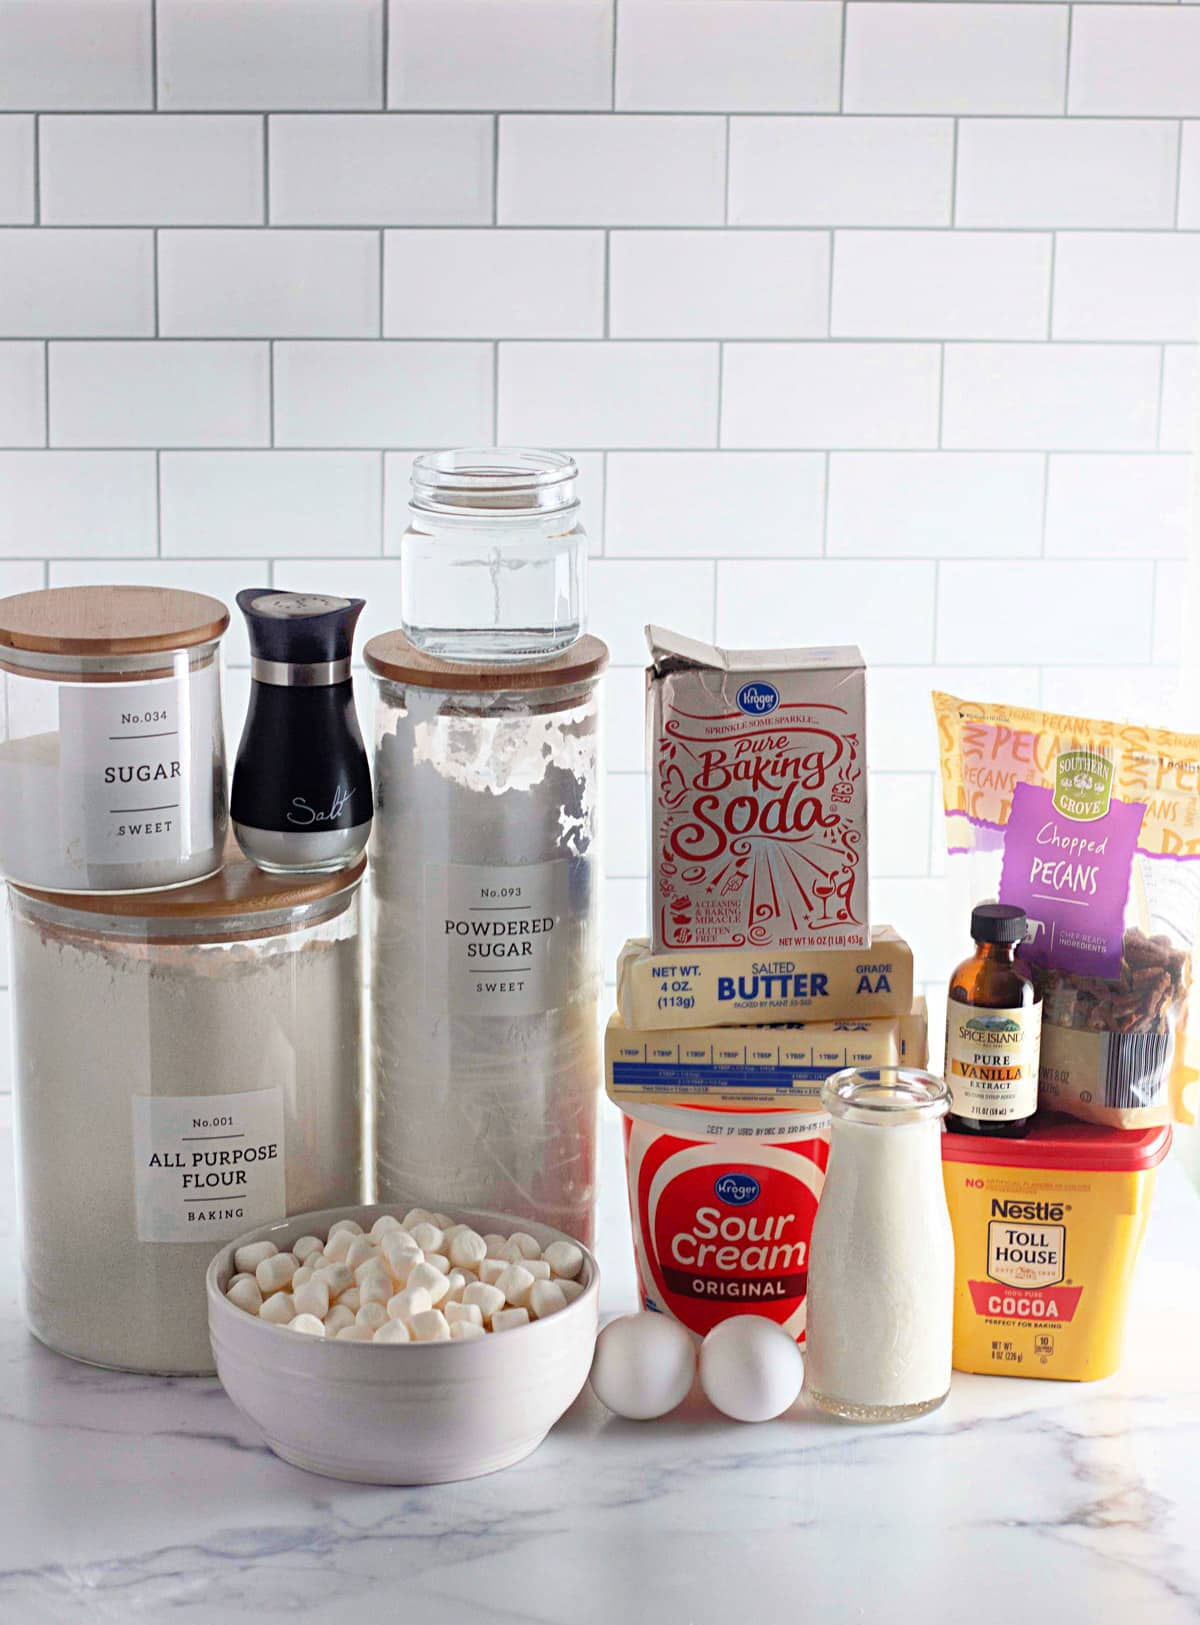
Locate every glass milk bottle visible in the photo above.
<box><xmin>805</xmin><ymin>1067</ymin><xmax>954</xmax><ymax>1422</ymax></box>
<box><xmin>398</xmin><ymin>448</ymin><xmax>587</xmax><ymax>663</ymax></box>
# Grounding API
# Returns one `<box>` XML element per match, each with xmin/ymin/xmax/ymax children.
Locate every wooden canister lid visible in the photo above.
<box><xmin>0</xmin><ymin>585</ymin><xmax>230</xmax><ymax>656</ymax></box>
<box><xmin>364</xmin><ymin>631</ymin><xmax>609</xmax><ymax>692</ymax></box>
<box><xmin>13</xmin><ymin>838</ymin><xmax>366</xmax><ymax>924</ymax></box>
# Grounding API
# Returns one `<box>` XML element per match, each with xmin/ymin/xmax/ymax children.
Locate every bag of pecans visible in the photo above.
<box><xmin>933</xmin><ymin>691</ymin><xmax>1200</xmax><ymax>1128</ymax></box>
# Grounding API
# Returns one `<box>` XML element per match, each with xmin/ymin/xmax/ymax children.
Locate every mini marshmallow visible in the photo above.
<box><xmin>234</xmin><ymin>1240</ymin><xmax>278</xmax><ymax>1274</ymax></box>
<box><xmin>337</xmin><ymin>1323</ymin><xmax>375</xmax><ymax>1341</ymax></box>
<box><xmin>386</xmin><ymin>1285</ymin><xmax>433</xmax><ymax>1323</ymax></box>
<box><xmin>491</xmin><ymin>1307</ymin><xmax>530</xmax><ymax>1333</ymax></box>
<box><xmin>449</xmin><ymin>1229</ymin><xmax>488</xmax><ymax>1270</ymax></box>
<box><xmin>314</xmin><ymin>1262</ymin><xmax>354</xmax><ymax>1298</ymax></box>
<box><xmin>409</xmin><ymin>1309</ymin><xmax>451</xmax><ymax>1343</ymax></box>
<box><xmin>424</xmin><ymin>1252</ymin><xmax>451</xmax><ymax>1277</ymax></box>
<box><xmin>324</xmin><ymin>1305</ymin><xmax>355</xmax><ymax>1336</ymax></box>
<box><xmin>290</xmin><ymin>1313</ymin><xmax>326</xmax><ymax>1337</ymax></box>
<box><xmin>382</xmin><ymin>1229</ymin><xmax>422</xmax><ymax>1269</ymax></box>
<box><xmin>479</xmin><ymin>1259</ymin><xmax>506</xmax><ymax>1286</ymax></box>
<box><xmin>495</xmin><ymin>1263</ymin><xmax>535</xmax><ymax>1309</ymax></box>
<box><xmin>356</xmin><ymin>1301</ymin><xmax>389</xmax><ymax>1331</ymax></box>
<box><xmin>358</xmin><ymin>1267</ymin><xmax>393</xmax><ymax>1306</ymax></box>
<box><xmin>462</xmin><ymin>1281</ymin><xmax>506</xmax><ymax>1321</ymax></box>
<box><xmin>292</xmin><ymin>1278</ymin><xmax>330</xmax><ymax>1320</ymax></box>
<box><xmin>445</xmin><ymin>1300</ymin><xmax>484</xmax><ymax>1329</ymax></box>
<box><xmin>544</xmin><ymin>1240</ymin><xmax>584</xmax><ymax>1279</ymax></box>
<box><xmin>410</xmin><ymin>1222</ymin><xmax>445</xmax><ymax>1253</ymax></box>
<box><xmin>291</xmin><ymin>1264</ymin><xmax>315</xmax><ymax>1288</ymax></box>
<box><xmin>483</xmin><ymin>1234</ymin><xmax>509</xmax><ymax>1260</ymax></box>
<box><xmin>256</xmin><ymin>1252</ymin><xmax>299</xmax><ymax>1294</ymax></box>
<box><xmin>345</xmin><ymin>1237</ymin><xmax>379</xmax><ymax>1272</ymax></box>
<box><xmin>507</xmin><ymin>1232</ymin><xmax>543</xmax><ymax>1261</ymax></box>
<box><xmin>525</xmin><ymin>1260</ymin><xmax>552</xmax><ymax>1281</ymax></box>
<box><xmin>373</xmin><ymin>1319</ymin><xmax>411</xmax><ymax>1343</ymax></box>
<box><xmin>292</xmin><ymin>1235</ymin><xmax>324</xmax><ymax>1263</ymax></box>
<box><xmin>401</xmin><ymin>1207</ymin><xmax>438</xmax><ymax>1229</ymax></box>
<box><xmin>328</xmin><ymin>1219</ymin><xmax>364</xmax><ymax>1239</ymax></box>
<box><xmin>443</xmin><ymin>1269</ymin><xmax>470</xmax><ymax>1303</ymax></box>
<box><xmin>226</xmin><ymin>1276</ymin><xmax>263</xmax><ymax>1314</ymax></box>
<box><xmin>369</xmin><ymin>1214</ymin><xmax>405</xmax><ymax>1240</ymax></box>
<box><xmin>354</xmin><ymin>1254</ymin><xmax>390</xmax><ymax>1285</ymax></box>
<box><xmin>450</xmin><ymin>1320</ymin><xmax>486</xmax><ymax>1343</ymax></box>
<box><xmin>557</xmin><ymin>1279</ymin><xmax>585</xmax><ymax>1305</ymax></box>
<box><xmin>529</xmin><ymin>1279</ymin><xmax>567</xmax><ymax>1320</ymax></box>
<box><xmin>323</xmin><ymin>1229</ymin><xmax>354</xmax><ymax>1263</ymax></box>
<box><xmin>259</xmin><ymin>1291</ymin><xmax>295</xmax><ymax>1325</ymax></box>
<box><xmin>432</xmin><ymin>1211</ymin><xmax>452</xmax><ymax>1228</ymax></box>
<box><xmin>407</xmin><ymin>1261</ymin><xmax>450</xmax><ymax>1305</ymax></box>
<box><xmin>339</xmin><ymin>1287</ymin><xmax>361</xmax><ymax>1313</ymax></box>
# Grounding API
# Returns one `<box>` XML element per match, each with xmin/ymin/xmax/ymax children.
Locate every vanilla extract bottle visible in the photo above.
<box><xmin>944</xmin><ymin>904</ymin><xmax>1042</xmax><ymax>1138</ymax></box>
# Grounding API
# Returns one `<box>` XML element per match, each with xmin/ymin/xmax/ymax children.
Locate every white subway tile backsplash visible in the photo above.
<box><xmin>157</xmin><ymin>0</ymin><xmax>382</xmax><ymax>111</ymax></box>
<box><xmin>605</xmin><ymin>666</ymin><xmax>649</xmax><ymax>773</ymax></box>
<box><xmin>159</xmin><ymin>231</ymin><xmax>380</xmax><ymax>338</ymax></box>
<box><xmin>827</xmin><ymin>452</ymin><xmax>1045</xmax><ymax>558</ymax></box>
<box><xmin>499</xmin><ymin>342</ymin><xmax>719</xmax><ymax>448</ymax></box>
<box><xmin>610</xmin><ymin>232</ymin><xmax>829</xmax><ymax>340</ymax></box>
<box><xmin>270</xmin><ymin>115</ymin><xmax>493</xmax><ymax>226</ymax></box>
<box><xmin>1180</xmin><ymin>124</ymin><xmax>1200</xmax><ymax>229</ymax></box>
<box><xmin>0</xmin><ymin>115</ymin><xmax>33</xmax><ymax>222</ymax></box>
<box><xmin>160</xmin><ymin>452</ymin><xmax>382</xmax><ymax>557</ymax></box>
<box><xmin>956</xmin><ymin>119</ymin><xmax>1179</xmax><ymax>230</ymax></box>
<box><xmin>606</xmin><ymin>773</ymin><xmax>647</xmax><ymax>877</ymax></box>
<box><xmin>1160</xmin><ymin>346</ymin><xmax>1198</xmax><ymax>452</ymax></box>
<box><xmin>1052</xmin><ymin>234</ymin><xmax>1200</xmax><ymax>343</ymax></box>
<box><xmin>873</xmin><ymin>877</ymin><xmax>954</xmax><ymax>983</ymax></box>
<box><xmin>0</xmin><ymin>560</ymin><xmax>41</xmax><ymax>595</ymax></box>
<box><xmin>605</xmin><ymin>452</ymin><xmax>824</xmax><ymax>557</ymax></box>
<box><xmin>1069</xmin><ymin>6</ymin><xmax>1200</xmax><ymax>116</ymax></box>
<box><xmin>605</xmin><ymin>876</ymin><xmax>647</xmax><ymax>980</ymax></box>
<box><xmin>1045</xmin><ymin>455</ymin><xmax>1191</xmax><ymax>559</ymax></box>
<box><xmin>869</xmin><ymin>666</ymin><xmax>1041</xmax><ymax>775</ymax></box>
<box><xmin>274</xmin><ymin>341</ymin><xmax>493</xmax><ymax>447</ymax></box>
<box><xmin>49</xmin><ymin>341</ymin><xmax>270</xmax><ymax>447</ymax></box>
<box><xmin>844</xmin><ymin>3</ymin><xmax>1068</xmax><ymax>115</ymax></box>
<box><xmin>0</xmin><ymin>452</ymin><xmax>156</xmax><ymax>556</ymax></box>
<box><xmin>832</xmin><ymin>231</ymin><xmax>1051</xmax><ymax>341</ymax></box>
<box><xmin>942</xmin><ymin>344</ymin><xmax>1160</xmax><ymax>451</ymax></box>
<box><xmin>0</xmin><ymin>0</ymin><xmax>151</xmax><ymax>110</ymax></box>
<box><xmin>0</xmin><ymin>230</ymin><xmax>153</xmax><ymax>336</ymax></box>
<box><xmin>715</xmin><ymin>560</ymin><xmax>936</xmax><ymax>665</ymax></box>
<box><xmin>588</xmin><ymin>560</ymin><xmax>714</xmax><ymax>664</ymax></box>
<box><xmin>721</xmin><ymin>343</ymin><xmax>941</xmax><ymax>450</ymax></box>
<box><xmin>41</xmin><ymin>115</ymin><xmax>263</xmax><ymax>225</ymax></box>
<box><xmin>729</xmin><ymin>117</ymin><xmax>953</xmax><ymax>228</ymax></box>
<box><xmin>869</xmin><ymin>773</ymin><xmax>935</xmax><ymax>879</ymax></box>
<box><xmin>390</xmin><ymin>0</ymin><xmax>612</xmax><ymax>111</ymax></box>
<box><xmin>938</xmin><ymin>560</ymin><xmax>1154</xmax><ymax>665</ymax></box>
<box><xmin>616</xmin><ymin>1</ymin><xmax>841</xmax><ymax>113</ymax></box>
<box><xmin>0</xmin><ymin>341</ymin><xmax>44</xmax><ymax>445</ymax></box>
<box><xmin>1153</xmin><ymin>561</ymin><xmax>1186</xmax><ymax>666</ymax></box>
<box><xmin>1040</xmin><ymin>665</ymin><xmax>1184</xmax><ymax>727</ymax></box>
<box><xmin>384</xmin><ymin>231</ymin><xmax>604</xmax><ymax>338</ymax></box>
<box><xmin>48</xmin><ymin>559</ymin><xmax>267</xmax><ymax>665</ymax></box>
<box><xmin>498</xmin><ymin>115</ymin><xmax>725</xmax><ymax>225</ymax></box>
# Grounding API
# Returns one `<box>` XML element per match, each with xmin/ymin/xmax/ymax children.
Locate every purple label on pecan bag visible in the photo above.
<box><xmin>999</xmin><ymin>781</ymin><xmax>1146</xmax><ymax>979</ymax></box>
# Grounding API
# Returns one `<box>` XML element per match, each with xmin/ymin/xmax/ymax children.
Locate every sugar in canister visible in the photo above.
<box><xmin>366</xmin><ymin>631</ymin><xmax>607</xmax><ymax>1244</ymax></box>
<box><xmin>8</xmin><ymin>845</ymin><xmax>364</xmax><ymax>1374</ymax></box>
<box><xmin>0</xmin><ymin>585</ymin><xmax>230</xmax><ymax>893</ymax></box>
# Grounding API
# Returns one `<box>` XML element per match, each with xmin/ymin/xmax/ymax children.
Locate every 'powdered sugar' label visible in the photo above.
<box><xmin>424</xmin><ymin>859</ymin><xmax>572</xmax><ymax>1015</ymax></box>
<box><xmin>131</xmin><ymin>1089</ymin><xmax>285</xmax><ymax>1243</ymax></box>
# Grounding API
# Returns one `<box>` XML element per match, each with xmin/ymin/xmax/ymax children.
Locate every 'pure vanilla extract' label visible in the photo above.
<box><xmin>945</xmin><ymin>1004</ymin><xmax>1041</xmax><ymax>1123</ymax></box>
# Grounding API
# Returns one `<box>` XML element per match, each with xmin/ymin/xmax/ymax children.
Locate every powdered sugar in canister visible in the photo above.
<box><xmin>366</xmin><ymin>632</ymin><xmax>607</xmax><ymax>1245</ymax></box>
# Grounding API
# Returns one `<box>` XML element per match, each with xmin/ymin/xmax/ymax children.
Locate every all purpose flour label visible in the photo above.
<box><xmin>59</xmin><ymin>674</ymin><xmax>215</xmax><ymax>865</ymax></box>
<box><xmin>131</xmin><ymin>1089</ymin><xmax>286</xmax><ymax>1243</ymax></box>
<box><xmin>424</xmin><ymin>860</ymin><xmax>573</xmax><ymax>1015</ymax></box>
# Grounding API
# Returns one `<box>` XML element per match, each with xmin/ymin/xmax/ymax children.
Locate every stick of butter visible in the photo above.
<box><xmin>606</xmin><ymin>1000</ymin><xmax>928</xmax><ymax>1108</ymax></box>
<box><xmin>616</xmin><ymin>925</ymin><xmax>914</xmax><ymax>1031</ymax></box>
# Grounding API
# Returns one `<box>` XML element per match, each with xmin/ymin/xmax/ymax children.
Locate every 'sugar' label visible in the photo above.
<box><xmin>425</xmin><ymin>860</ymin><xmax>572</xmax><ymax>1016</ymax></box>
<box><xmin>60</xmin><ymin>674</ymin><xmax>214</xmax><ymax>864</ymax></box>
<box><xmin>131</xmin><ymin>1089</ymin><xmax>285</xmax><ymax>1243</ymax></box>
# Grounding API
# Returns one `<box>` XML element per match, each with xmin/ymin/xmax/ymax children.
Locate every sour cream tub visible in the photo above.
<box><xmin>616</xmin><ymin>1099</ymin><xmax>829</xmax><ymax>1343</ymax></box>
<box><xmin>942</xmin><ymin>1115</ymin><xmax>1171</xmax><ymax>1382</ymax></box>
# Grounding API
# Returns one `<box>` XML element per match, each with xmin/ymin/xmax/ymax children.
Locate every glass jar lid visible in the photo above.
<box><xmin>409</xmin><ymin>448</ymin><xmax>579</xmax><ymax>517</ymax></box>
<box><xmin>822</xmin><ymin>1066</ymin><xmax>950</xmax><ymax>1127</ymax></box>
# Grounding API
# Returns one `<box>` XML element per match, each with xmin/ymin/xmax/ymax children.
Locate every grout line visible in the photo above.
<box><xmin>152</xmin><ymin>228</ymin><xmax>160</xmax><ymax>336</ymax></box>
<box><xmin>1062</xmin><ymin>4</ymin><xmax>1073</xmax><ymax>116</ymax></box>
<box><xmin>381</xmin><ymin>0</ymin><xmax>390</xmax><ymax>110</ymax></box>
<box><xmin>837</xmin><ymin>0</ymin><xmax>848</xmax><ymax>114</ymax></box>
<box><xmin>150</xmin><ymin>0</ymin><xmax>158</xmax><ymax>110</ymax></box>
<box><xmin>378</xmin><ymin>229</ymin><xmax>385</xmax><ymax>337</ymax></box>
<box><xmin>268</xmin><ymin>338</ymin><xmax>275</xmax><ymax>447</ymax></box>
<box><xmin>611</xmin><ymin>0</ymin><xmax>619</xmax><ymax>111</ymax></box>
<box><xmin>42</xmin><ymin>342</ymin><xmax>49</xmax><ymax>448</ymax></box>
<box><xmin>3</xmin><ymin>224</ymin><xmax>1199</xmax><ymax>237</ymax></box>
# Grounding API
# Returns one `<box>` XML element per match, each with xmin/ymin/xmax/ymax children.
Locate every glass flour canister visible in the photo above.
<box><xmin>366</xmin><ymin>631</ymin><xmax>607</xmax><ymax>1244</ymax></box>
<box><xmin>0</xmin><ymin>585</ymin><xmax>229</xmax><ymax>892</ymax></box>
<box><xmin>398</xmin><ymin>448</ymin><xmax>587</xmax><ymax>663</ymax></box>
<box><xmin>9</xmin><ymin>844</ymin><xmax>365</xmax><ymax>1375</ymax></box>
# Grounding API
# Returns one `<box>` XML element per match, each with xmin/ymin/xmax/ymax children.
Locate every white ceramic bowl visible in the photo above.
<box><xmin>207</xmin><ymin>1203</ymin><xmax>600</xmax><ymax>1485</ymax></box>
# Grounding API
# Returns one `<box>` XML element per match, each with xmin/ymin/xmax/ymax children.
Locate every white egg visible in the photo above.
<box><xmin>699</xmin><ymin>1315</ymin><xmax>804</xmax><ymax>1423</ymax></box>
<box><xmin>589</xmin><ymin>1313</ymin><xmax>696</xmax><ymax>1421</ymax></box>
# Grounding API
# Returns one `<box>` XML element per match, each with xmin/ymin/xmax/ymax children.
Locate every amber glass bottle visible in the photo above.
<box><xmin>944</xmin><ymin>903</ymin><xmax>1042</xmax><ymax>1138</ymax></box>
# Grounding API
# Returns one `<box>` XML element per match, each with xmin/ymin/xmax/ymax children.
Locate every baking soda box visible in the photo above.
<box><xmin>646</xmin><ymin>627</ymin><xmax>869</xmax><ymax>954</ymax></box>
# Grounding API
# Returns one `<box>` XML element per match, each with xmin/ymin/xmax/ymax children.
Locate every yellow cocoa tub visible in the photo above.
<box><xmin>941</xmin><ymin>1115</ymin><xmax>1170</xmax><ymax>1382</ymax></box>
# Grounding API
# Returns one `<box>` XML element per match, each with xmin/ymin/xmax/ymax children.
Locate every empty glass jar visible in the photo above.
<box><xmin>398</xmin><ymin>448</ymin><xmax>587</xmax><ymax>663</ymax></box>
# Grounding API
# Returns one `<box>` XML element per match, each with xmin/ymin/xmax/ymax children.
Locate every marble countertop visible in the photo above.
<box><xmin>1</xmin><ymin>1100</ymin><xmax>1198</xmax><ymax>1625</ymax></box>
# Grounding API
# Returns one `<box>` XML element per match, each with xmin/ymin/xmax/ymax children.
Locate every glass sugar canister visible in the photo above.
<box><xmin>397</xmin><ymin>448</ymin><xmax>587</xmax><ymax>663</ymax></box>
<box><xmin>366</xmin><ymin>631</ymin><xmax>607</xmax><ymax>1244</ymax></box>
<box><xmin>0</xmin><ymin>584</ymin><xmax>229</xmax><ymax>892</ymax></box>
<box><xmin>8</xmin><ymin>845</ymin><xmax>365</xmax><ymax>1375</ymax></box>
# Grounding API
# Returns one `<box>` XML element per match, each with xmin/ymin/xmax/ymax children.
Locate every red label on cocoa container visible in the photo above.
<box><xmin>967</xmin><ymin>1281</ymin><xmax>1084</xmax><ymax>1322</ymax></box>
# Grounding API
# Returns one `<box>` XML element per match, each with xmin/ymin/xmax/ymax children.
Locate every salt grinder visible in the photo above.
<box><xmin>232</xmin><ymin>590</ymin><xmax>373</xmax><ymax>874</ymax></box>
